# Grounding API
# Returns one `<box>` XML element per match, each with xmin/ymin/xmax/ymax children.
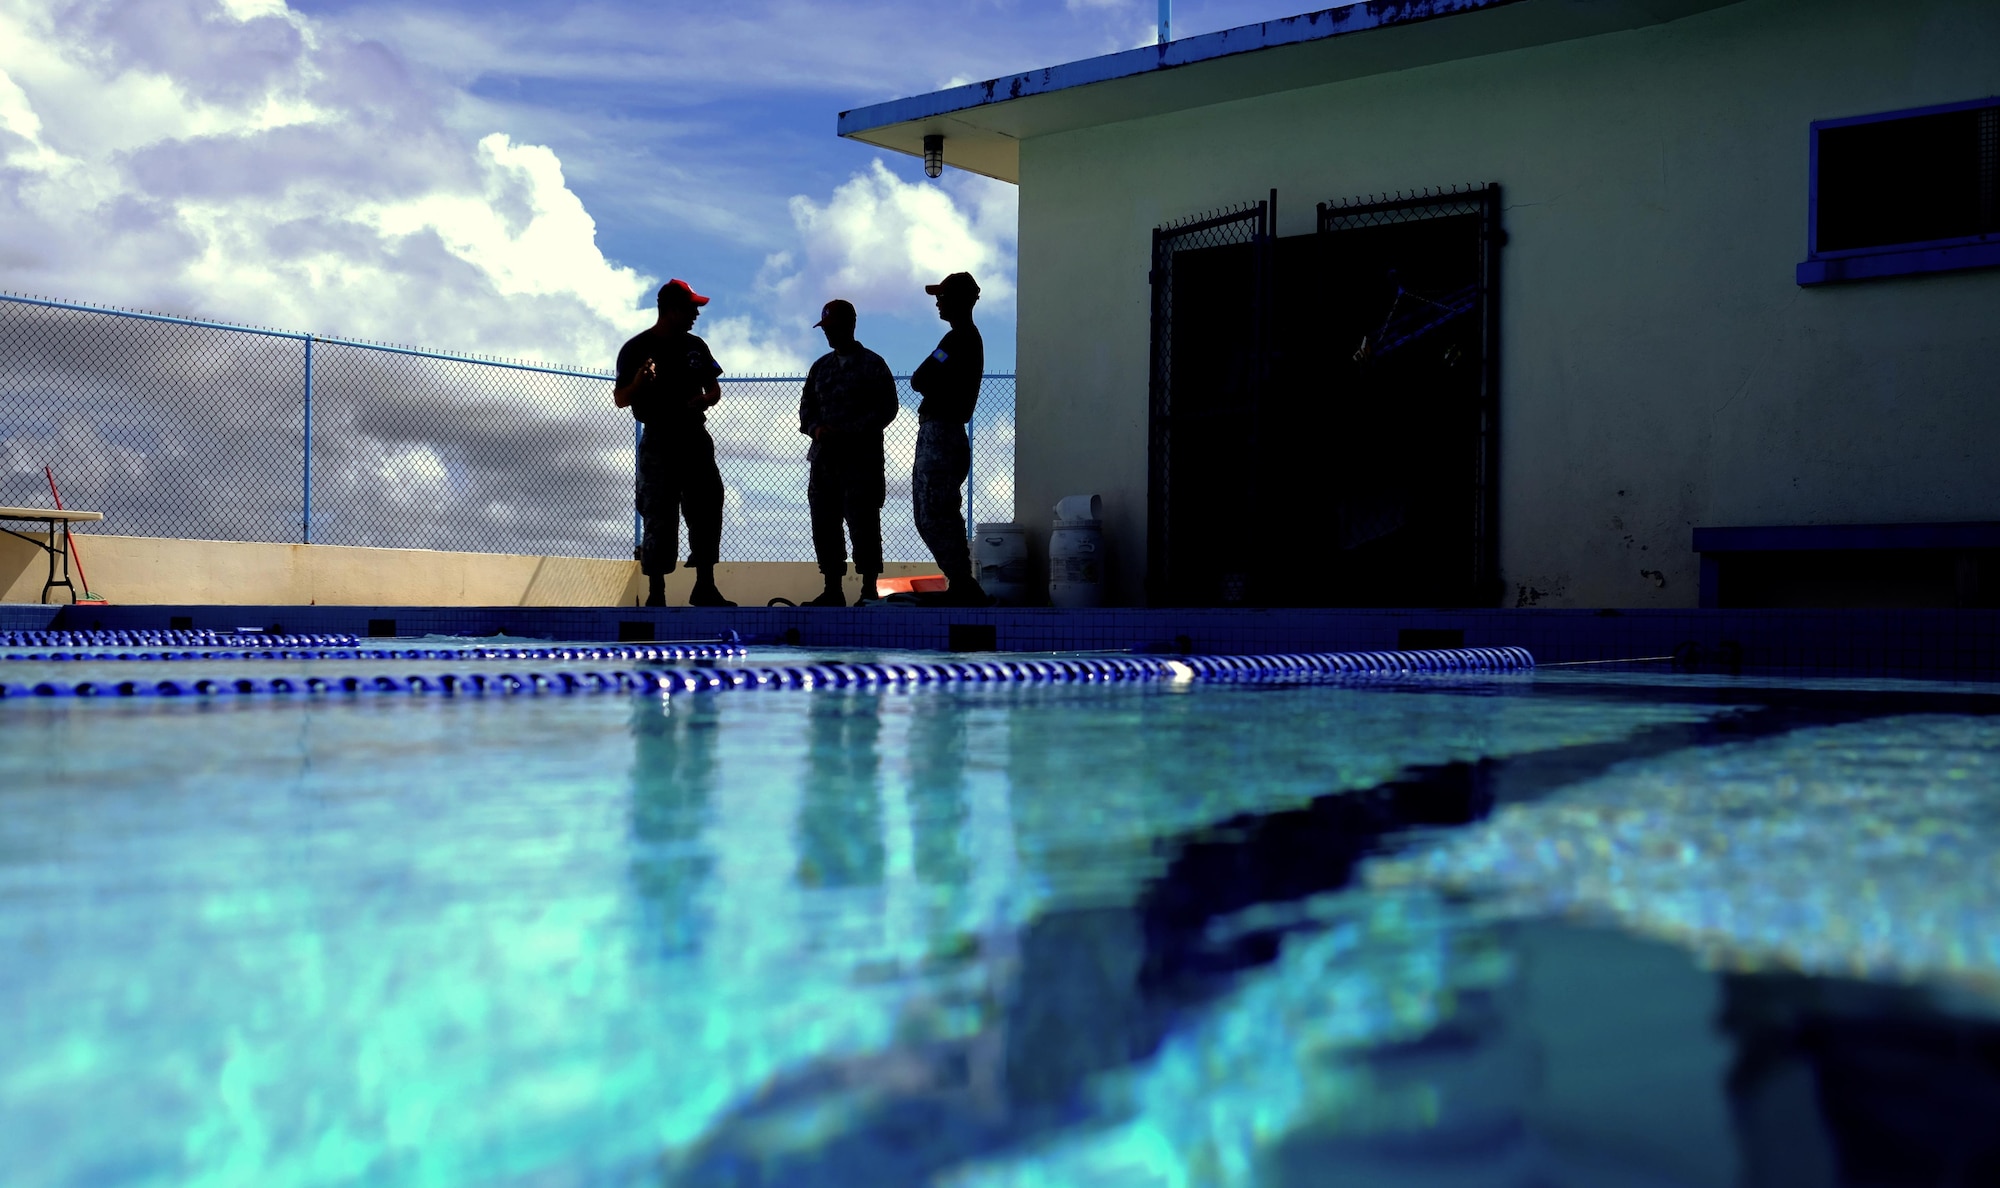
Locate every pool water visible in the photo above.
<box><xmin>2</xmin><ymin>647</ymin><xmax>1998</xmax><ymax>1187</ymax></box>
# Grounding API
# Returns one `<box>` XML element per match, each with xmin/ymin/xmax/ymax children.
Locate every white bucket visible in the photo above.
<box><xmin>1049</xmin><ymin>495</ymin><xmax>1105</xmax><ymax>609</ymax></box>
<box><xmin>1054</xmin><ymin>494</ymin><xmax>1101</xmax><ymax>522</ymax></box>
<box><xmin>973</xmin><ymin>522</ymin><xmax>1029</xmax><ymax>606</ymax></box>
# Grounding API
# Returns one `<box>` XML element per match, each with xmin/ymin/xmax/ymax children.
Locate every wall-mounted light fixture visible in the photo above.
<box><xmin>923</xmin><ymin>134</ymin><xmax>944</xmax><ymax>179</ymax></box>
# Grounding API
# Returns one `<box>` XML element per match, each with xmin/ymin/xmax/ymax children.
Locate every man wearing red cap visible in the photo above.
<box><xmin>908</xmin><ymin>271</ymin><xmax>990</xmax><ymax>606</ymax></box>
<box><xmin>613</xmin><ymin>279</ymin><xmax>735</xmax><ymax>607</ymax></box>
<box><xmin>799</xmin><ymin>298</ymin><xmax>899</xmax><ymax>607</ymax></box>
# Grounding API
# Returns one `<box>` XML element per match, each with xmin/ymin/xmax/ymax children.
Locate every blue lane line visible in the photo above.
<box><xmin>0</xmin><ymin>647</ymin><xmax>1533</xmax><ymax>700</ymax></box>
<box><xmin>2</xmin><ymin>645</ymin><xmax>748</xmax><ymax>664</ymax></box>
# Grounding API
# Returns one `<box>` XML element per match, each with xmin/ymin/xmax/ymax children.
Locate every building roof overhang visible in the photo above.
<box><xmin>839</xmin><ymin>0</ymin><xmax>1745</xmax><ymax>183</ymax></box>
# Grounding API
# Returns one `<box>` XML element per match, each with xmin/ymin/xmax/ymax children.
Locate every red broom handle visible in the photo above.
<box><xmin>45</xmin><ymin>462</ymin><xmax>90</xmax><ymax>592</ymax></box>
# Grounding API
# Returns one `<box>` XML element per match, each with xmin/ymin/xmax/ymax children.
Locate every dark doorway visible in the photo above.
<box><xmin>1282</xmin><ymin>188</ymin><xmax>1500</xmax><ymax>606</ymax></box>
<box><xmin>1148</xmin><ymin>200</ymin><xmax>1271</xmax><ymax>607</ymax></box>
<box><xmin>1148</xmin><ymin>187</ymin><xmax>1501</xmax><ymax>608</ymax></box>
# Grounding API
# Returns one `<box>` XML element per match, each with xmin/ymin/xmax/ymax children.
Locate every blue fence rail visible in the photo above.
<box><xmin>0</xmin><ymin>292</ymin><xmax>1015</xmax><ymax>563</ymax></box>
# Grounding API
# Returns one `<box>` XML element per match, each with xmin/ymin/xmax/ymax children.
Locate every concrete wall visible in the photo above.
<box><xmin>0</xmin><ymin>532</ymin><xmax>938</xmax><ymax>607</ymax></box>
<box><xmin>1016</xmin><ymin>0</ymin><xmax>2000</xmax><ymax>607</ymax></box>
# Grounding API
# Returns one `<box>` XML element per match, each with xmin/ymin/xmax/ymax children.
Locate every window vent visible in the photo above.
<box><xmin>1800</xmin><ymin>97</ymin><xmax>2000</xmax><ymax>285</ymax></box>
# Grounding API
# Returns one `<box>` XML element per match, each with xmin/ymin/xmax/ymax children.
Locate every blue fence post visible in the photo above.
<box><xmin>633</xmin><ymin>420</ymin><xmax>643</xmax><ymax>559</ymax></box>
<box><xmin>302</xmin><ymin>334</ymin><xmax>314</xmax><ymax>544</ymax></box>
<box><xmin>966</xmin><ymin>412</ymin><xmax>976</xmax><ymax>542</ymax></box>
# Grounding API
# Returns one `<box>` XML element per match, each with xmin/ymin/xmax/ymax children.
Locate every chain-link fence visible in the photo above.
<box><xmin>0</xmin><ymin>293</ymin><xmax>1014</xmax><ymax>563</ymax></box>
<box><xmin>709</xmin><ymin>374</ymin><xmax>1015</xmax><ymax>564</ymax></box>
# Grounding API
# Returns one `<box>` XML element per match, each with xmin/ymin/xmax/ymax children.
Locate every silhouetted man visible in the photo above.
<box><xmin>613</xmin><ymin>279</ymin><xmax>734</xmax><ymax>608</ymax></box>
<box><xmin>908</xmin><ymin>271</ymin><xmax>989</xmax><ymax>606</ymax></box>
<box><xmin>799</xmin><ymin>299</ymin><xmax>898</xmax><ymax>607</ymax></box>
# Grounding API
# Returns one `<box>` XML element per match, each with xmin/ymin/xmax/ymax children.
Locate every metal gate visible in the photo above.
<box><xmin>1315</xmin><ymin>184</ymin><xmax>1504</xmax><ymax>605</ymax></box>
<box><xmin>1147</xmin><ymin>196</ymin><xmax>1273</xmax><ymax>606</ymax></box>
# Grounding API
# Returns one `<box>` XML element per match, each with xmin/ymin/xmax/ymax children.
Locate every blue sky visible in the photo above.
<box><xmin>1</xmin><ymin>0</ymin><xmax>1352</xmax><ymax>375</ymax></box>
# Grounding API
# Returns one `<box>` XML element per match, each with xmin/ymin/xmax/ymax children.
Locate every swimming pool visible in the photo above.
<box><xmin>3</xmin><ymin>641</ymin><xmax>1997</xmax><ymax>1186</ymax></box>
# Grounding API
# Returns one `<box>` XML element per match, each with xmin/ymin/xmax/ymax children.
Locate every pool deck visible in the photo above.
<box><xmin>7</xmin><ymin>602</ymin><xmax>1999</xmax><ymax>680</ymax></box>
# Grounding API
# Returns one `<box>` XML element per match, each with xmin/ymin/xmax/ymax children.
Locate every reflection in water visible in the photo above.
<box><xmin>667</xmin><ymin>699</ymin><xmax>2000</xmax><ymax>1188</ymax></box>
<box><xmin>908</xmin><ymin>693</ymin><xmax>972</xmax><ymax>892</ymax></box>
<box><xmin>11</xmin><ymin>672</ymin><xmax>2000</xmax><ymax>1186</ymax></box>
<box><xmin>668</xmin><ymin>747</ymin><xmax>1519</xmax><ymax>1186</ymax></box>
<box><xmin>800</xmin><ymin>690</ymin><xmax>885</xmax><ymax>891</ymax></box>
<box><xmin>1140</xmin><ymin>760</ymin><xmax>1494</xmax><ymax>997</ymax></box>
<box><xmin>1373</xmin><ymin>715</ymin><xmax>2000</xmax><ymax>988</ymax></box>
<box><xmin>1361</xmin><ymin>710</ymin><xmax>2000</xmax><ymax>1188</ymax></box>
<box><xmin>1725</xmin><ymin>975</ymin><xmax>2000</xmax><ymax>1186</ymax></box>
<box><xmin>663</xmin><ymin>688</ymin><xmax>1015</xmax><ymax>1186</ymax></box>
<box><xmin>630</xmin><ymin>694</ymin><xmax>719</xmax><ymax>957</ymax></box>
<box><xmin>942</xmin><ymin>760</ymin><xmax>1519</xmax><ymax>1188</ymax></box>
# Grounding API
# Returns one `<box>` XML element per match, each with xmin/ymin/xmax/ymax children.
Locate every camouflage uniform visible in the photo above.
<box><xmin>912</xmin><ymin>421</ymin><xmax>972</xmax><ymax>579</ymax></box>
<box><xmin>910</xmin><ymin>321</ymin><xmax>983</xmax><ymax>581</ymax></box>
<box><xmin>800</xmin><ymin>342</ymin><xmax>898</xmax><ymax>577</ymax></box>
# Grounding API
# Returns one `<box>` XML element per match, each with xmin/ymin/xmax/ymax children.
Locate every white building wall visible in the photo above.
<box><xmin>1015</xmin><ymin>0</ymin><xmax>2000</xmax><ymax>608</ymax></box>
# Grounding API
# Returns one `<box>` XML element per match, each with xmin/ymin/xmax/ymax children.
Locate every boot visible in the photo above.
<box><xmin>804</xmin><ymin>577</ymin><xmax>846</xmax><ymax>608</ymax></box>
<box><xmin>853</xmin><ymin>573</ymin><xmax>881</xmax><ymax>606</ymax></box>
<box><xmin>936</xmin><ymin>574</ymin><xmax>992</xmax><ymax>608</ymax></box>
<box><xmin>644</xmin><ymin>574</ymin><xmax>666</xmax><ymax>608</ymax></box>
<box><xmin>687</xmin><ymin>564</ymin><xmax>735</xmax><ymax>608</ymax></box>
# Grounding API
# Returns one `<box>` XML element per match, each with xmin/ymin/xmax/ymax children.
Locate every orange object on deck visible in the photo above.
<box><xmin>875</xmin><ymin>574</ymin><xmax>948</xmax><ymax>595</ymax></box>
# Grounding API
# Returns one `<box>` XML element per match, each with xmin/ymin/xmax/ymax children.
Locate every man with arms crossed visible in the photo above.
<box><xmin>612</xmin><ymin>279</ymin><xmax>735</xmax><ymax>608</ymax></box>
<box><xmin>799</xmin><ymin>299</ymin><xmax>899</xmax><ymax>607</ymax></box>
<box><xmin>908</xmin><ymin>271</ymin><xmax>990</xmax><ymax>607</ymax></box>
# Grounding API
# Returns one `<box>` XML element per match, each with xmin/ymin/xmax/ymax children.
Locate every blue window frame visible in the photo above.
<box><xmin>1798</xmin><ymin>96</ymin><xmax>2000</xmax><ymax>286</ymax></box>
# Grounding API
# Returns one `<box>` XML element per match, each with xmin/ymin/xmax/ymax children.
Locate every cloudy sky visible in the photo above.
<box><xmin>0</xmin><ymin>0</ymin><xmax>1347</xmax><ymax>379</ymax></box>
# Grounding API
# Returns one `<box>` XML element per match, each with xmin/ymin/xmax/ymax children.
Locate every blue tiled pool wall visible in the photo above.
<box><xmin>8</xmin><ymin>603</ymin><xmax>1999</xmax><ymax>678</ymax></box>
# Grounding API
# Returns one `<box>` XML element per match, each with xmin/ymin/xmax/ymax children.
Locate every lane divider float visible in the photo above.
<box><xmin>2</xmin><ymin>644</ymin><xmax>748</xmax><ymax>664</ymax></box>
<box><xmin>2</xmin><ymin>630</ymin><xmax>362</xmax><ymax>648</ymax></box>
<box><xmin>0</xmin><ymin>647</ymin><xmax>1533</xmax><ymax>700</ymax></box>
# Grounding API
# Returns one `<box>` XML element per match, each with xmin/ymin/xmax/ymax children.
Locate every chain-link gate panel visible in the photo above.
<box><xmin>1315</xmin><ymin>184</ymin><xmax>1502</xmax><ymax>605</ymax></box>
<box><xmin>1148</xmin><ymin>200</ymin><xmax>1270</xmax><ymax>606</ymax></box>
<box><xmin>0</xmin><ymin>296</ymin><xmax>306</xmax><ymax>543</ymax></box>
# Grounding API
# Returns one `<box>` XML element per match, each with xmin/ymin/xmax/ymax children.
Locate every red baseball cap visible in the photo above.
<box><xmin>657</xmin><ymin>279</ymin><xmax>710</xmax><ymax>307</ymax></box>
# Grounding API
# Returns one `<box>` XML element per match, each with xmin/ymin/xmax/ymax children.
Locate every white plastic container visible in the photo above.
<box><xmin>1048</xmin><ymin>495</ymin><xmax>1104</xmax><ymax>609</ymax></box>
<box><xmin>973</xmin><ymin>522</ymin><xmax>1029</xmax><ymax>606</ymax></box>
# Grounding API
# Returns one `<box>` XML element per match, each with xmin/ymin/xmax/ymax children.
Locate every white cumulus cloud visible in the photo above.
<box><xmin>701</xmin><ymin>314</ymin><xmax>813</xmax><ymax>377</ymax></box>
<box><xmin>1</xmin><ymin>0</ymin><xmax>1021</xmax><ymax>377</ymax></box>
<box><xmin>0</xmin><ymin>0</ymin><xmax>1029</xmax><ymax>562</ymax></box>
<box><xmin>758</xmin><ymin>160</ymin><xmax>1017</xmax><ymax>358</ymax></box>
<box><xmin>356</xmin><ymin>132</ymin><xmax>646</xmax><ymax>331</ymax></box>
<box><xmin>0</xmin><ymin>0</ymin><xmax>654</xmax><ymax>367</ymax></box>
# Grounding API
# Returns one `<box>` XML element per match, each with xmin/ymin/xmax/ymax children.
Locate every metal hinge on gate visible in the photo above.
<box><xmin>1147</xmin><ymin>269</ymin><xmax>1157</xmax><ymax>286</ymax></box>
